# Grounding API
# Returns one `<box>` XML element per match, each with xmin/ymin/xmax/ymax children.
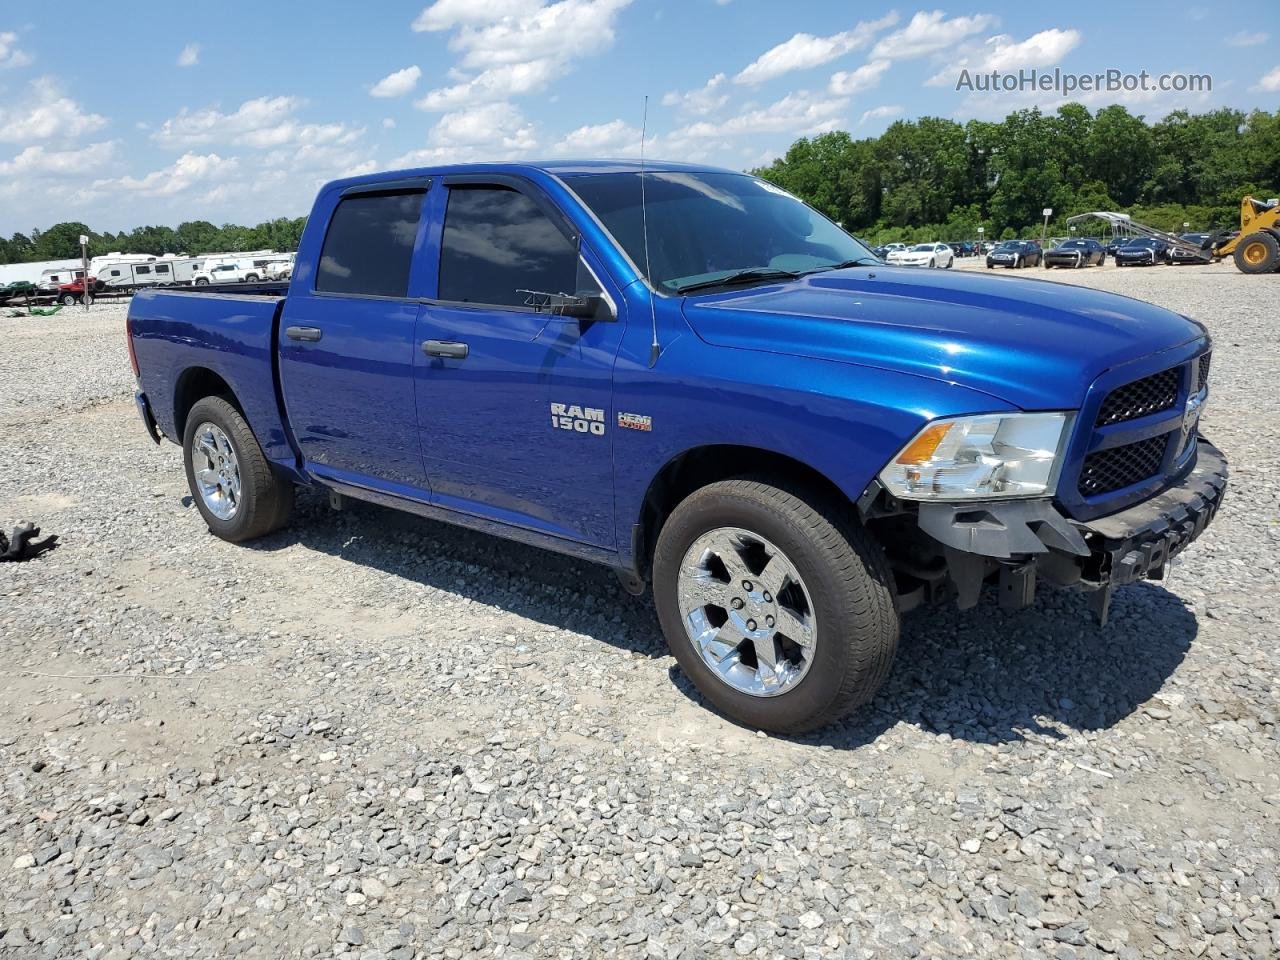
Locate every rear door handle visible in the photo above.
<box><xmin>285</xmin><ymin>325</ymin><xmax>323</xmax><ymax>342</ymax></box>
<box><xmin>422</xmin><ymin>339</ymin><xmax>468</xmax><ymax>359</ymax></box>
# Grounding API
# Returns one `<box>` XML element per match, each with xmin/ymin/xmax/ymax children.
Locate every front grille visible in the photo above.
<box><xmin>1095</xmin><ymin>368</ymin><xmax>1180</xmax><ymax>427</ymax></box>
<box><xmin>1078</xmin><ymin>435</ymin><xmax>1168</xmax><ymax>497</ymax></box>
<box><xmin>1196</xmin><ymin>352</ymin><xmax>1212</xmax><ymax>391</ymax></box>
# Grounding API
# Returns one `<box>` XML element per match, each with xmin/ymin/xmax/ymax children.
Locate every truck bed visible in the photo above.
<box><xmin>128</xmin><ymin>285</ymin><xmax>295</xmax><ymax>465</ymax></box>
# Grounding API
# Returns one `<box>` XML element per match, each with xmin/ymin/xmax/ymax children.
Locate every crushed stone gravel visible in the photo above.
<box><xmin>1</xmin><ymin>262</ymin><xmax>1277</xmax><ymax>959</ymax></box>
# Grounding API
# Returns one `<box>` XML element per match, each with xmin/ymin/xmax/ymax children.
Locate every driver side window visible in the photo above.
<box><xmin>438</xmin><ymin>186</ymin><xmax>596</xmax><ymax>308</ymax></box>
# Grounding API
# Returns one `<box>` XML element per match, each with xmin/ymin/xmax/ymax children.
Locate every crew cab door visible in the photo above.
<box><xmin>277</xmin><ymin>182</ymin><xmax>430</xmax><ymax>493</ymax></box>
<box><xmin>413</xmin><ymin>177</ymin><xmax>625</xmax><ymax>547</ymax></box>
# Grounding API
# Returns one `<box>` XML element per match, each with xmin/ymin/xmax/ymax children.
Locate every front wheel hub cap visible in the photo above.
<box><xmin>677</xmin><ymin>526</ymin><xmax>817</xmax><ymax>697</ymax></box>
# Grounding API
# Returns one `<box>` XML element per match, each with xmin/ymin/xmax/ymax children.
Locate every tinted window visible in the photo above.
<box><xmin>568</xmin><ymin>171</ymin><xmax>872</xmax><ymax>291</ymax></box>
<box><xmin>317</xmin><ymin>190</ymin><xmax>424</xmax><ymax>297</ymax></box>
<box><xmin>156</xmin><ymin>264</ymin><xmax>170</xmax><ymax>273</ymax></box>
<box><xmin>136</xmin><ymin>265</ymin><xmax>151</xmax><ymax>274</ymax></box>
<box><xmin>438</xmin><ymin>187</ymin><xmax>579</xmax><ymax>307</ymax></box>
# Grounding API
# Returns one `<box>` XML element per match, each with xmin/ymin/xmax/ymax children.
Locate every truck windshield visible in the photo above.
<box><xmin>566</xmin><ymin>171</ymin><xmax>874</xmax><ymax>293</ymax></box>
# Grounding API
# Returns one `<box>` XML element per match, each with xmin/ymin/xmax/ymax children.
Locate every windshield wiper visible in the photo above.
<box><xmin>809</xmin><ymin>257</ymin><xmax>882</xmax><ymax>272</ymax></box>
<box><xmin>674</xmin><ymin>268</ymin><xmax>804</xmax><ymax>295</ymax></box>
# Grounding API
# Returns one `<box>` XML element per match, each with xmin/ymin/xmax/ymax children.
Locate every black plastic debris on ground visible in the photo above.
<box><xmin>0</xmin><ymin>522</ymin><xmax>58</xmax><ymax>562</ymax></box>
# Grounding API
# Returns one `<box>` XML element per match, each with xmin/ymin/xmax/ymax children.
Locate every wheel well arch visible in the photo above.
<box><xmin>631</xmin><ymin>444</ymin><xmax>852</xmax><ymax>577</ymax></box>
<box><xmin>172</xmin><ymin>367</ymin><xmax>241</xmax><ymax>437</ymax></box>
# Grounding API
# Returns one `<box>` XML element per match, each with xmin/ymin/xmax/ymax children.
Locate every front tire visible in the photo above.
<box><xmin>653</xmin><ymin>478</ymin><xmax>899</xmax><ymax>734</ymax></box>
<box><xmin>183</xmin><ymin>395</ymin><xmax>293</xmax><ymax>543</ymax></box>
<box><xmin>1234</xmin><ymin>232</ymin><xmax>1280</xmax><ymax>274</ymax></box>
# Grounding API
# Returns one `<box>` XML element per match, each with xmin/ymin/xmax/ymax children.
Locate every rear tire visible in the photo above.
<box><xmin>1234</xmin><ymin>232</ymin><xmax>1280</xmax><ymax>274</ymax></box>
<box><xmin>652</xmin><ymin>478</ymin><xmax>899</xmax><ymax>734</ymax></box>
<box><xmin>183</xmin><ymin>395</ymin><xmax>293</xmax><ymax>543</ymax></box>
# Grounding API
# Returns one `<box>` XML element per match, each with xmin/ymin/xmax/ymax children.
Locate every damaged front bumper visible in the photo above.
<box><xmin>900</xmin><ymin>439</ymin><xmax>1227</xmax><ymax>623</ymax></box>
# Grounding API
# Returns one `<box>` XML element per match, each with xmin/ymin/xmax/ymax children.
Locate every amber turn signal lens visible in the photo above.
<box><xmin>895</xmin><ymin>421</ymin><xmax>952</xmax><ymax>464</ymax></box>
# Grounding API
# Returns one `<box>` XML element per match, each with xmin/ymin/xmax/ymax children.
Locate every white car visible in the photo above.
<box><xmin>887</xmin><ymin>242</ymin><xmax>955</xmax><ymax>269</ymax></box>
<box><xmin>193</xmin><ymin>261</ymin><xmax>262</xmax><ymax>285</ymax></box>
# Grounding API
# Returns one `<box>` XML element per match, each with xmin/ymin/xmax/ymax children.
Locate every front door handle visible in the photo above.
<box><xmin>422</xmin><ymin>339</ymin><xmax>469</xmax><ymax>359</ymax></box>
<box><xmin>285</xmin><ymin>325</ymin><xmax>323</xmax><ymax>342</ymax></box>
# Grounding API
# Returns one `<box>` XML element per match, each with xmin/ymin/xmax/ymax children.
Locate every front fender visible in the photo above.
<box><xmin>610</xmin><ymin>333</ymin><xmax>1018</xmax><ymax>554</ymax></box>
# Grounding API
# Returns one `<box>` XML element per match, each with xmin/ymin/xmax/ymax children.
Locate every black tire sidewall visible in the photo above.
<box><xmin>182</xmin><ymin>396</ymin><xmax>279</xmax><ymax>542</ymax></box>
<box><xmin>653</xmin><ymin>485</ymin><xmax>894</xmax><ymax>732</ymax></box>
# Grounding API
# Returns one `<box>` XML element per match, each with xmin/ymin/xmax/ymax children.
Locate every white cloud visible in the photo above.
<box><xmin>1</xmin><ymin>30</ymin><xmax>32</xmax><ymax>68</ymax></box>
<box><xmin>927</xmin><ymin>27</ymin><xmax>1080</xmax><ymax>87</ymax></box>
<box><xmin>0</xmin><ymin>140</ymin><xmax>117</xmax><ymax>176</ymax></box>
<box><xmin>412</xmin><ymin>0</ymin><xmax>537</xmax><ymax>32</ymax></box>
<box><xmin>871</xmin><ymin>10</ymin><xmax>998</xmax><ymax>60</ymax></box>
<box><xmin>370</xmin><ymin>65</ymin><xmax>422</xmax><ymax>98</ymax></box>
<box><xmin>829</xmin><ymin>59</ymin><xmax>891</xmax><ymax>96</ymax></box>
<box><xmin>177</xmin><ymin>43</ymin><xmax>200</xmax><ymax>67</ymax></box>
<box><xmin>413</xmin><ymin>0</ymin><xmax>632</xmax><ymax>110</ymax></box>
<box><xmin>661</xmin><ymin>74</ymin><xmax>728</xmax><ymax>116</ymax></box>
<box><xmin>859</xmin><ymin>104</ymin><xmax>901</xmax><ymax>125</ymax></box>
<box><xmin>382</xmin><ymin>117</ymin><xmax>397</xmax><ymax>129</ymax></box>
<box><xmin>1225</xmin><ymin>30</ymin><xmax>1267</xmax><ymax>47</ymax></box>
<box><xmin>153</xmin><ymin>95</ymin><xmax>362</xmax><ymax>150</ymax></box>
<box><xmin>0</xmin><ymin>77</ymin><xmax>107</xmax><ymax>143</ymax></box>
<box><xmin>1252</xmin><ymin>65</ymin><xmax>1280</xmax><ymax>93</ymax></box>
<box><xmin>393</xmin><ymin>101</ymin><xmax>537</xmax><ymax>166</ymax></box>
<box><xmin>551</xmin><ymin>119</ymin><xmax>644</xmax><ymax>155</ymax></box>
<box><xmin>672</xmin><ymin>91</ymin><xmax>848</xmax><ymax>143</ymax></box>
<box><xmin>100</xmin><ymin>152</ymin><xmax>239</xmax><ymax>198</ymax></box>
<box><xmin>734</xmin><ymin>12</ymin><xmax>898</xmax><ymax>85</ymax></box>
<box><xmin>415</xmin><ymin>60</ymin><xmax>558</xmax><ymax>110</ymax></box>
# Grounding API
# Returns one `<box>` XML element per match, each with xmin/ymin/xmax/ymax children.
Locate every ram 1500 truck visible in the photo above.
<box><xmin>127</xmin><ymin>161</ymin><xmax>1227</xmax><ymax>733</ymax></box>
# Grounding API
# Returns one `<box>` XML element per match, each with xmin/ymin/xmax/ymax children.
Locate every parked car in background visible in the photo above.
<box><xmin>1043</xmin><ymin>238</ymin><xmax>1106</xmax><ymax>268</ymax></box>
<box><xmin>194</xmin><ymin>260</ymin><xmax>263</xmax><ymax>285</ymax></box>
<box><xmin>1169</xmin><ymin>233</ymin><xmax>1213</xmax><ymax>264</ymax></box>
<box><xmin>1114</xmin><ymin>238</ymin><xmax>1170</xmax><ymax>267</ymax></box>
<box><xmin>57</xmin><ymin>277</ymin><xmax>101</xmax><ymax>305</ymax></box>
<box><xmin>887</xmin><ymin>242</ymin><xmax>954</xmax><ymax>268</ymax></box>
<box><xmin>1104</xmin><ymin>237</ymin><xmax>1128</xmax><ymax>259</ymax></box>
<box><xmin>986</xmin><ymin>240</ymin><xmax>1042</xmax><ymax>269</ymax></box>
<box><xmin>0</xmin><ymin>280</ymin><xmax>39</xmax><ymax>303</ymax></box>
<box><xmin>874</xmin><ymin>242</ymin><xmax>908</xmax><ymax>260</ymax></box>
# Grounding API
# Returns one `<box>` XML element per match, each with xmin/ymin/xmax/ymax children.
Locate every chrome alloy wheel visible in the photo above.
<box><xmin>677</xmin><ymin>527</ymin><xmax>817</xmax><ymax>697</ymax></box>
<box><xmin>191</xmin><ymin>421</ymin><xmax>242</xmax><ymax>521</ymax></box>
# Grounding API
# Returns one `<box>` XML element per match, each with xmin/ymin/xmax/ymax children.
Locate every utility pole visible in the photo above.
<box><xmin>1041</xmin><ymin>208</ymin><xmax>1052</xmax><ymax>248</ymax></box>
<box><xmin>79</xmin><ymin>234</ymin><xmax>90</xmax><ymax>312</ymax></box>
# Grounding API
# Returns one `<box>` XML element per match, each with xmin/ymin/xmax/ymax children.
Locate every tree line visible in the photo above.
<box><xmin>753</xmin><ymin>104</ymin><xmax>1280</xmax><ymax>244</ymax></box>
<box><xmin>0</xmin><ymin>217</ymin><xmax>308</xmax><ymax>265</ymax></box>
<box><xmin>4</xmin><ymin>103</ymin><xmax>1276</xmax><ymax>262</ymax></box>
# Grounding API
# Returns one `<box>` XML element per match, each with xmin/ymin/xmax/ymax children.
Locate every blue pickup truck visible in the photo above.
<box><xmin>127</xmin><ymin>161</ymin><xmax>1227</xmax><ymax>733</ymax></box>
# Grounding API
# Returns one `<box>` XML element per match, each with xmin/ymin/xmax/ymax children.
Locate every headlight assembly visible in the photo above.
<box><xmin>879</xmin><ymin>412</ymin><xmax>1072</xmax><ymax>501</ymax></box>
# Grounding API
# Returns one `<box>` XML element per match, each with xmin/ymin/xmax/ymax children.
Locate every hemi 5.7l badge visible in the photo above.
<box><xmin>617</xmin><ymin>412</ymin><xmax>652</xmax><ymax>432</ymax></box>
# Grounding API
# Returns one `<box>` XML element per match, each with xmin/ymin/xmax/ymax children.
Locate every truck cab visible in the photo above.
<box><xmin>127</xmin><ymin>161</ymin><xmax>1226</xmax><ymax>734</ymax></box>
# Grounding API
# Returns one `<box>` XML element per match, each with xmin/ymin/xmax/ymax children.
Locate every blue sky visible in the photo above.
<box><xmin>0</xmin><ymin>2</ymin><xmax>1275</xmax><ymax>233</ymax></box>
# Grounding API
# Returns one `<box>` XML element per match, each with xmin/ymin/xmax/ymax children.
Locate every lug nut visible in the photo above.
<box><xmin>766</xmin><ymin>616</ymin><xmax>775</xmax><ymax>627</ymax></box>
<box><xmin>742</xmin><ymin>581</ymin><xmax>753</xmax><ymax>591</ymax></box>
<box><xmin>731</xmin><ymin>598</ymin><xmax>744</xmax><ymax>609</ymax></box>
<box><xmin>763</xmin><ymin>591</ymin><xmax>772</xmax><ymax>603</ymax></box>
<box><xmin>746</xmin><ymin>619</ymin><xmax>757</xmax><ymax>631</ymax></box>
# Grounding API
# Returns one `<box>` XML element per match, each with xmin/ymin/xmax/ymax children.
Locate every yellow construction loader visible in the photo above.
<box><xmin>1212</xmin><ymin>197</ymin><xmax>1280</xmax><ymax>273</ymax></box>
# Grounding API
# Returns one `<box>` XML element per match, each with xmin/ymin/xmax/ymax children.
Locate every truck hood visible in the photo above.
<box><xmin>680</xmin><ymin>267</ymin><xmax>1204</xmax><ymax>409</ymax></box>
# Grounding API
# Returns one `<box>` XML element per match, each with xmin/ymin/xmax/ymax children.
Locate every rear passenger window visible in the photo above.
<box><xmin>438</xmin><ymin>187</ymin><xmax>579</xmax><ymax>308</ymax></box>
<box><xmin>317</xmin><ymin>191</ymin><xmax>424</xmax><ymax>297</ymax></box>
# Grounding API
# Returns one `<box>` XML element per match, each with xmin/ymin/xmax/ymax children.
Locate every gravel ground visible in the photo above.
<box><xmin>1</xmin><ymin>262</ymin><xmax>1277</xmax><ymax>960</ymax></box>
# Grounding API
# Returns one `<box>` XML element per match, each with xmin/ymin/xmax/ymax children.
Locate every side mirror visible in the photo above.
<box><xmin>558</xmin><ymin>293</ymin><xmax>615</xmax><ymax>322</ymax></box>
<box><xmin>519</xmin><ymin>289</ymin><xmax>616</xmax><ymax>323</ymax></box>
